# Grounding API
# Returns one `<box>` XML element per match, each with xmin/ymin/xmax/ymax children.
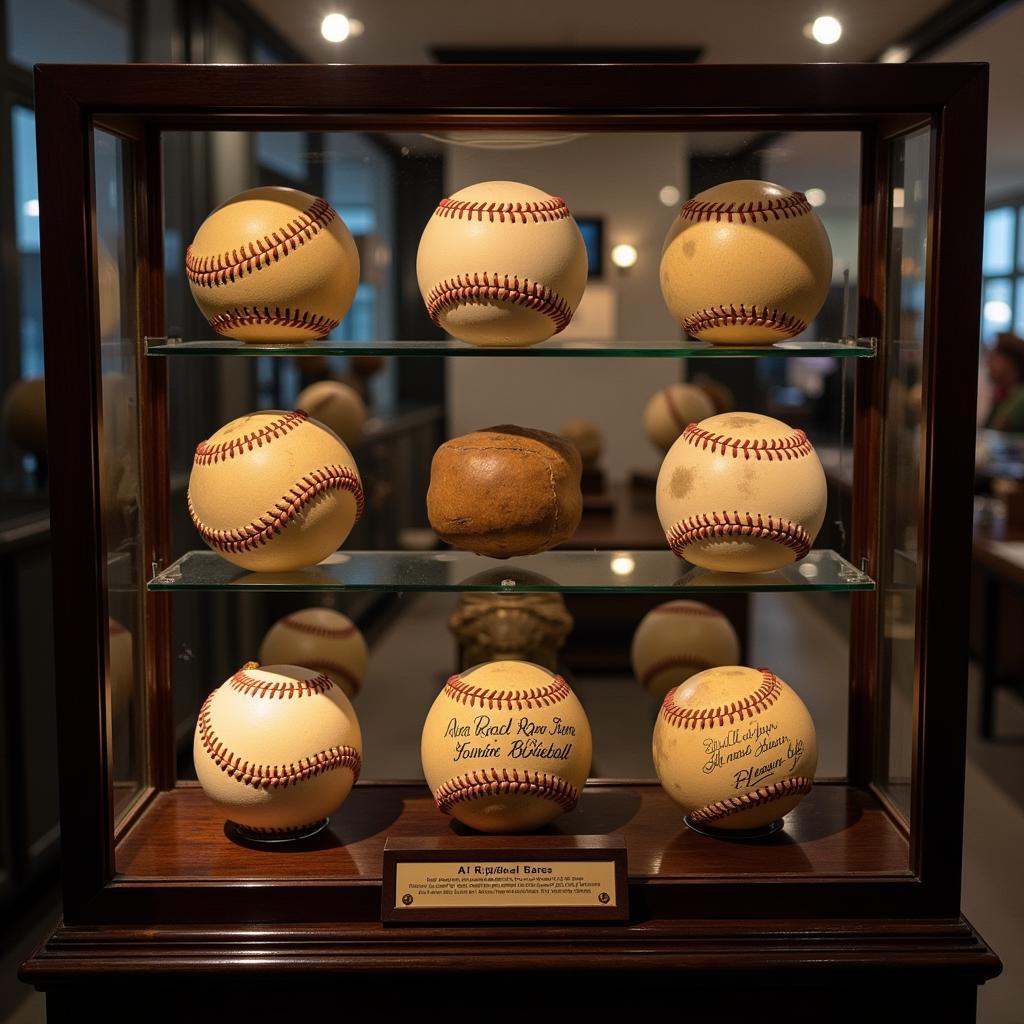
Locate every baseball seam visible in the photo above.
<box><xmin>435</xmin><ymin>197</ymin><xmax>570</xmax><ymax>223</ymax></box>
<box><xmin>666</xmin><ymin>511</ymin><xmax>812</xmax><ymax>561</ymax></box>
<box><xmin>228</xmin><ymin>668</ymin><xmax>334</xmax><ymax>699</ymax></box>
<box><xmin>663</xmin><ymin>388</ymin><xmax>689</xmax><ymax>434</ymax></box>
<box><xmin>660</xmin><ymin>668</ymin><xmax>781</xmax><ymax>730</ymax></box>
<box><xmin>434</xmin><ymin>768</ymin><xmax>579</xmax><ymax>816</ymax></box>
<box><xmin>682</xmin><ymin>305</ymin><xmax>807</xmax><ymax>339</ymax></box>
<box><xmin>185</xmin><ymin>197</ymin><xmax>337</xmax><ymax>287</ymax></box>
<box><xmin>197</xmin><ymin>691</ymin><xmax>361</xmax><ymax>788</ymax></box>
<box><xmin>426</xmin><ymin>272</ymin><xmax>574</xmax><ymax>334</ymax></box>
<box><xmin>194</xmin><ymin>410</ymin><xmax>309</xmax><ymax>466</ymax></box>
<box><xmin>689</xmin><ymin>776</ymin><xmax>814</xmax><ymax>824</ymax></box>
<box><xmin>678</xmin><ymin>192</ymin><xmax>811</xmax><ymax>224</ymax></box>
<box><xmin>237</xmin><ymin>821</ymin><xmax>327</xmax><ymax>835</ymax></box>
<box><xmin>681</xmin><ymin>422</ymin><xmax>813</xmax><ymax>461</ymax></box>
<box><xmin>280</xmin><ymin>615</ymin><xmax>359</xmax><ymax>639</ymax></box>
<box><xmin>188</xmin><ymin>465</ymin><xmax>365</xmax><ymax>555</ymax></box>
<box><xmin>208</xmin><ymin>307</ymin><xmax>340</xmax><ymax>337</ymax></box>
<box><xmin>640</xmin><ymin>655</ymin><xmax>716</xmax><ymax>691</ymax></box>
<box><xmin>443</xmin><ymin>672</ymin><xmax>570</xmax><ymax>710</ymax></box>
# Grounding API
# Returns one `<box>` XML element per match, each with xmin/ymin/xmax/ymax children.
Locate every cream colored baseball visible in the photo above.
<box><xmin>421</xmin><ymin>661</ymin><xmax>592</xmax><ymax>834</ymax></box>
<box><xmin>416</xmin><ymin>180</ymin><xmax>588</xmax><ymax>347</ymax></box>
<box><xmin>187</xmin><ymin>409</ymin><xmax>364</xmax><ymax>573</ymax></box>
<box><xmin>656</xmin><ymin>412</ymin><xmax>826</xmax><ymax>573</ymax></box>
<box><xmin>631</xmin><ymin>601</ymin><xmax>740</xmax><ymax>701</ymax></box>
<box><xmin>560</xmin><ymin>417</ymin><xmax>603</xmax><ymax>469</ymax></box>
<box><xmin>652</xmin><ymin>665</ymin><xmax>817</xmax><ymax>830</ymax></box>
<box><xmin>643</xmin><ymin>383</ymin><xmax>716</xmax><ymax>452</ymax></box>
<box><xmin>186</xmin><ymin>186</ymin><xmax>359</xmax><ymax>343</ymax></box>
<box><xmin>259</xmin><ymin>607</ymin><xmax>368</xmax><ymax>699</ymax></box>
<box><xmin>660</xmin><ymin>179</ymin><xmax>832</xmax><ymax>345</ymax></box>
<box><xmin>193</xmin><ymin>663</ymin><xmax>362</xmax><ymax>835</ymax></box>
<box><xmin>296</xmin><ymin>379</ymin><xmax>366</xmax><ymax>448</ymax></box>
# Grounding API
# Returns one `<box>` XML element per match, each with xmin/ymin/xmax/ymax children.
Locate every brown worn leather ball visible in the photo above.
<box><xmin>427</xmin><ymin>425</ymin><xmax>583</xmax><ymax>558</ymax></box>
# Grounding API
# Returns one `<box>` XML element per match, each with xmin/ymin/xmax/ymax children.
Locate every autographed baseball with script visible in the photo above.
<box><xmin>193</xmin><ymin>662</ymin><xmax>362</xmax><ymax>836</ymax></box>
<box><xmin>416</xmin><ymin>180</ymin><xmax>588</xmax><ymax>347</ymax></box>
<box><xmin>187</xmin><ymin>409</ymin><xmax>364</xmax><ymax>573</ymax></box>
<box><xmin>660</xmin><ymin>179</ymin><xmax>832</xmax><ymax>345</ymax></box>
<box><xmin>656</xmin><ymin>411</ymin><xmax>826</xmax><ymax>572</ymax></box>
<box><xmin>653</xmin><ymin>665</ymin><xmax>817</xmax><ymax>830</ymax></box>
<box><xmin>186</xmin><ymin>186</ymin><xmax>359</xmax><ymax>342</ymax></box>
<box><xmin>643</xmin><ymin>383</ymin><xmax>716</xmax><ymax>452</ymax></box>
<box><xmin>421</xmin><ymin>661</ymin><xmax>592</xmax><ymax>833</ymax></box>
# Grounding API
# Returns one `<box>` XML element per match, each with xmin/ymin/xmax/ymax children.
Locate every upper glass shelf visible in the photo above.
<box><xmin>149</xmin><ymin>548</ymin><xmax>874</xmax><ymax>594</ymax></box>
<box><xmin>144</xmin><ymin>337</ymin><xmax>878</xmax><ymax>359</ymax></box>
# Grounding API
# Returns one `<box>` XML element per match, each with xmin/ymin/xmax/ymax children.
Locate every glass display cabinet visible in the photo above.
<box><xmin>21</xmin><ymin>63</ymin><xmax>1000</xmax><ymax>1019</ymax></box>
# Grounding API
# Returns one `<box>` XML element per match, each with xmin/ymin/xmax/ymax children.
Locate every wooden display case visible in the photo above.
<box><xmin>21</xmin><ymin>63</ymin><xmax>1001</xmax><ymax>1018</ymax></box>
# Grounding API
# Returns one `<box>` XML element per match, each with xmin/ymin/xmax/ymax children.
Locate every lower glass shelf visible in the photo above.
<box><xmin>148</xmin><ymin>548</ymin><xmax>874</xmax><ymax>593</ymax></box>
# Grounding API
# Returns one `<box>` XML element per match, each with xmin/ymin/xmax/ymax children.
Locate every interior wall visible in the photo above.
<box><xmin>445</xmin><ymin>133</ymin><xmax>687</xmax><ymax>482</ymax></box>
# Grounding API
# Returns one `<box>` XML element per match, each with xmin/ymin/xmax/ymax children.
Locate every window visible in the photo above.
<box><xmin>982</xmin><ymin>203</ymin><xmax>1024</xmax><ymax>344</ymax></box>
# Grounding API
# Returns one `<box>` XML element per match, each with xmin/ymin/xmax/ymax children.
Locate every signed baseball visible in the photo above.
<box><xmin>656</xmin><ymin>412</ymin><xmax>826</xmax><ymax>572</ymax></box>
<box><xmin>631</xmin><ymin>601</ymin><xmax>740</xmax><ymax>701</ymax></box>
<box><xmin>416</xmin><ymin>180</ymin><xmax>588</xmax><ymax>347</ymax></box>
<box><xmin>643</xmin><ymin>383</ymin><xmax>716</xmax><ymax>452</ymax></box>
<box><xmin>186</xmin><ymin>186</ymin><xmax>359</xmax><ymax>342</ymax></box>
<box><xmin>296</xmin><ymin>379</ymin><xmax>366</xmax><ymax>448</ymax></box>
<box><xmin>653</xmin><ymin>665</ymin><xmax>817</xmax><ymax>831</ymax></box>
<box><xmin>194</xmin><ymin>663</ymin><xmax>362</xmax><ymax>836</ymax></box>
<box><xmin>259</xmin><ymin>607</ymin><xmax>368</xmax><ymax>699</ymax></box>
<box><xmin>187</xmin><ymin>409</ymin><xmax>364</xmax><ymax>573</ymax></box>
<box><xmin>660</xmin><ymin>180</ymin><xmax>832</xmax><ymax>345</ymax></box>
<box><xmin>421</xmin><ymin>661</ymin><xmax>592</xmax><ymax>833</ymax></box>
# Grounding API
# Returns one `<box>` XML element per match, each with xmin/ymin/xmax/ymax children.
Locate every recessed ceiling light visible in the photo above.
<box><xmin>611</xmin><ymin>243</ymin><xmax>638</xmax><ymax>269</ymax></box>
<box><xmin>659</xmin><ymin>185</ymin><xmax>681</xmax><ymax>206</ymax></box>
<box><xmin>805</xmin><ymin>188</ymin><xmax>826</xmax><ymax>208</ymax></box>
<box><xmin>321</xmin><ymin>13</ymin><xmax>351</xmax><ymax>43</ymax></box>
<box><xmin>809</xmin><ymin>15</ymin><xmax>842</xmax><ymax>45</ymax></box>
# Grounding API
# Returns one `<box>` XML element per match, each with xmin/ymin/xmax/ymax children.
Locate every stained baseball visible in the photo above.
<box><xmin>643</xmin><ymin>383</ymin><xmax>716</xmax><ymax>452</ymax></box>
<box><xmin>416</xmin><ymin>180</ymin><xmax>588</xmax><ymax>347</ymax></box>
<box><xmin>186</xmin><ymin>186</ymin><xmax>359</xmax><ymax>343</ymax></box>
<box><xmin>656</xmin><ymin>412</ymin><xmax>826</xmax><ymax>572</ymax></box>
<box><xmin>652</xmin><ymin>665</ymin><xmax>817</xmax><ymax>830</ymax></box>
<box><xmin>296</xmin><ymin>379</ymin><xmax>366</xmax><ymax>448</ymax></box>
<box><xmin>421</xmin><ymin>661</ymin><xmax>592</xmax><ymax>833</ymax></box>
<box><xmin>259</xmin><ymin>607</ymin><xmax>368</xmax><ymax>699</ymax></box>
<box><xmin>660</xmin><ymin>179</ymin><xmax>832</xmax><ymax>345</ymax></box>
<box><xmin>193</xmin><ymin>663</ymin><xmax>362</xmax><ymax>834</ymax></box>
<box><xmin>187</xmin><ymin>409</ymin><xmax>364</xmax><ymax>573</ymax></box>
<box><xmin>631</xmin><ymin>601</ymin><xmax>740</xmax><ymax>701</ymax></box>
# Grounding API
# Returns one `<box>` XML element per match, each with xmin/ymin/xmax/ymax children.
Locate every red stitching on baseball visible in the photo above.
<box><xmin>678</xmin><ymin>191</ymin><xmax>811</xmax><ymax>224</ymax></box>
<box><xmin>682</xmin><ymin>305</ymin><xmax>807</xmax><ymax>338</ymax></box>
<box><xmin>185</xmin><ymin>197</ymin><xmax>337</xmax><ymax>287</ymax></box>
<box><xmin>194</xmin><ymin>410</ymin><xmax>309</xmax><ymax>466</ymax></box>
<box><xmin>188</xmin><ymin>465</ymin><xmax>365</xmax><ymax>555</ymax></box>
<box><xmin>689</xmin><ymin>776</ymin><xmax>814</xmax><ymax>824</ymax></box>
<box><xmin>435</xmin><ymin>196</ymin><xmax>570</xmax><ymax>224</ymax></box>
<box><xmin>279</xmin><ymin>614</ymin><xmax>359</xmax><ymax>639</ymax></box>
<box><xmin>640</xmin><ymin>656</ymin><xmax>716</xmax><ymax>690</ymax></box>
<box><xmin>426</xmin><ymin>272</ymin><xmax>574</xmax><ymax>334</ymax></box>
<box><xmin>660</xmin><ymin>668</ymin><xmax>781</xmax><ymax>730</ymax></box>
<box><xmin>443</xmin><ymin>672</ymin><xmax>570</xmax><ymax>710</ymax></box>
<box><xmin>652</xmin><ymin>604</ymin><xmax>725</xmax><ymax>618</ymax></box>
<box><xmin>208</xmin><ymin>307</ymin><xmax>340</xmax><ymax>337</ymax></box>
<box><xmin>228</xmin><ymin>668</ymin><xmax>333</xmax><ymax>699</ymax></box>
<box><xmin>681</xmin><ymin>422</ymin><xmax>813</xmax><ymax>461</ymax></box>
<box><xmin>663</xmin><ymin>388</ymin><xmax>689</xmax><ymax>434</ymax></box>
<box><xmin>238</xmin><ymin>821</ymin><xmax>327</xmax><ymax>835</ymax></box>
<box><xmin>197</xmin><ymin>691</ymin><xmax>361</xmax><ymax>788</ymax></box>
<box><xmin>666</xmin><ymin>511</ymin><xmax>812</xmax><ymax>561</ymax></box>
<box><xmin>434</xmin><ymin>768</ymin><xmax>579</xmax><ymax>816</ymax></box>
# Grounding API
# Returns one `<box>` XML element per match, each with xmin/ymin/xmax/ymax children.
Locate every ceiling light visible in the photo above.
<box><xmin>892</xmin><ymin>187</ymin><xmax>905</xmax><ymax>209</ymax></box>
<box><xmin>321</xmin><ymin>13</ymin><xmax>351</xmax><ymax>42</ymax></box>
<box><xmin>611</xmin><ymin>243</ymin><xmax>638</xmax><ymax>269</ymax></box>
<box><xmin>659</xmin><ymin>185</ymin><xmax>681</xmax><ymax>206</ymax></box>
<box><xmin>23</xmin><ymin>198</ymin><xmax>39</xmax><ymax>217</ymax></box>
<box><xmin>810</xmin><ymin>16</ymin><xmax>842</xmax><ymax>45</ymax></box>
<box><xmin>984</xmin><ymin>300</ymin><xmax>1012</xmax><ymax>325</ymax></box>
<box><xmin>804</xmin><ymin>188</ymin><xmax>826</xmax><ymax>208</ymax></box>
<box><xmin>610</xmin><ymin>554</ymin><xmax>636</xmax><ymax>576</ymax></box>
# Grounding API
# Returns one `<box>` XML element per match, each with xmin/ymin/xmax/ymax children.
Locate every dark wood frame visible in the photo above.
<box><xmin>23</xmin><ymin>63</ymin><xmax>999</xmax><ymax>1009</ymax></box>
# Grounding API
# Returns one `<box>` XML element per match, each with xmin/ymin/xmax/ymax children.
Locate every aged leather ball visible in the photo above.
<box><xmin>427</xmin><ymin>425</ymin><xmax>582</xmax><ymax>558</ymax></box>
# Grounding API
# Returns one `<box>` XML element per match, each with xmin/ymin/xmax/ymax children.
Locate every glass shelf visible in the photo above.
<box><xmin>148</xmin><ymin>548</ymin><xmax>874</xmax><ymax>593</ymax></box>
<box><xmin>144</xmin><ymin>336</ymin><xmax>877</xmax><ymax>359</ymax></box>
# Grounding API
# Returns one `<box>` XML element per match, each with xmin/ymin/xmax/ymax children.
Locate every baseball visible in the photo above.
<box><xmin>296</xmin><ymin>379</ymin><xmax>366</xmax><ymax>448</ymax></box>
<box><xmin>660</xmin><ymin>179</ymin><xmax>832</xmax><ymax>345</ymax></box>
<box><xmin>416</xmin><ymin>180</ymin><xmax>588</xmax><ymax>347</ymax></box>
<box><xmin>656</xmin><ymin>412</ymin><xmax>826</xmax><ymax>573</ymax></box>
<box><xmin>2</xmin><ymin>377</ymin><xmax>47</xmax><ymax>457</ymax></box>
<box><xmin>653</xmin><ymin>665</ymin><xmax>817</xmax><ymax>831</ymax></box>
<box><xmin>259</xmin><ymin>607</ymin><xmax>368</xmax><ymax>699</ymax></box>
<box><xmin>631</xmin><ymin>601</ymin><xmax>740</xmax><ymax>701</ymax></box>
<box><xmin>643</xmin><ymin>383</ymin><xmax>716</xmax><ymax>452</ymax></box>
<box><xmin>187</xmin><ymin>409</ymin><xmax>364</xmax><ymax>573</ymax></box>
<box><xmin>185</xmin><ymin>186</ymin><xmax>359</xmax><ymax>343</ymax></box>
<box><xmin>560</xmin><ymin>417</ymin><xmax>603</xmax><ymax>469</ymax></box>
<box><xmin>421</xmin><ymin>661</ymin><xmax>592</xmax><ymax>834</ymax></box>
<box><xmin>194</xmin><ymin>662</ymin><xmax>362</xmax><ymax>836</ymax></box>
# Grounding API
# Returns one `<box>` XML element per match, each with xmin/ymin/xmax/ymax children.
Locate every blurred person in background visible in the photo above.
<box><xmin>985</xmin><ymin>332</ymin><xmax>1024</xmax><ymax>434</ymax></box>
